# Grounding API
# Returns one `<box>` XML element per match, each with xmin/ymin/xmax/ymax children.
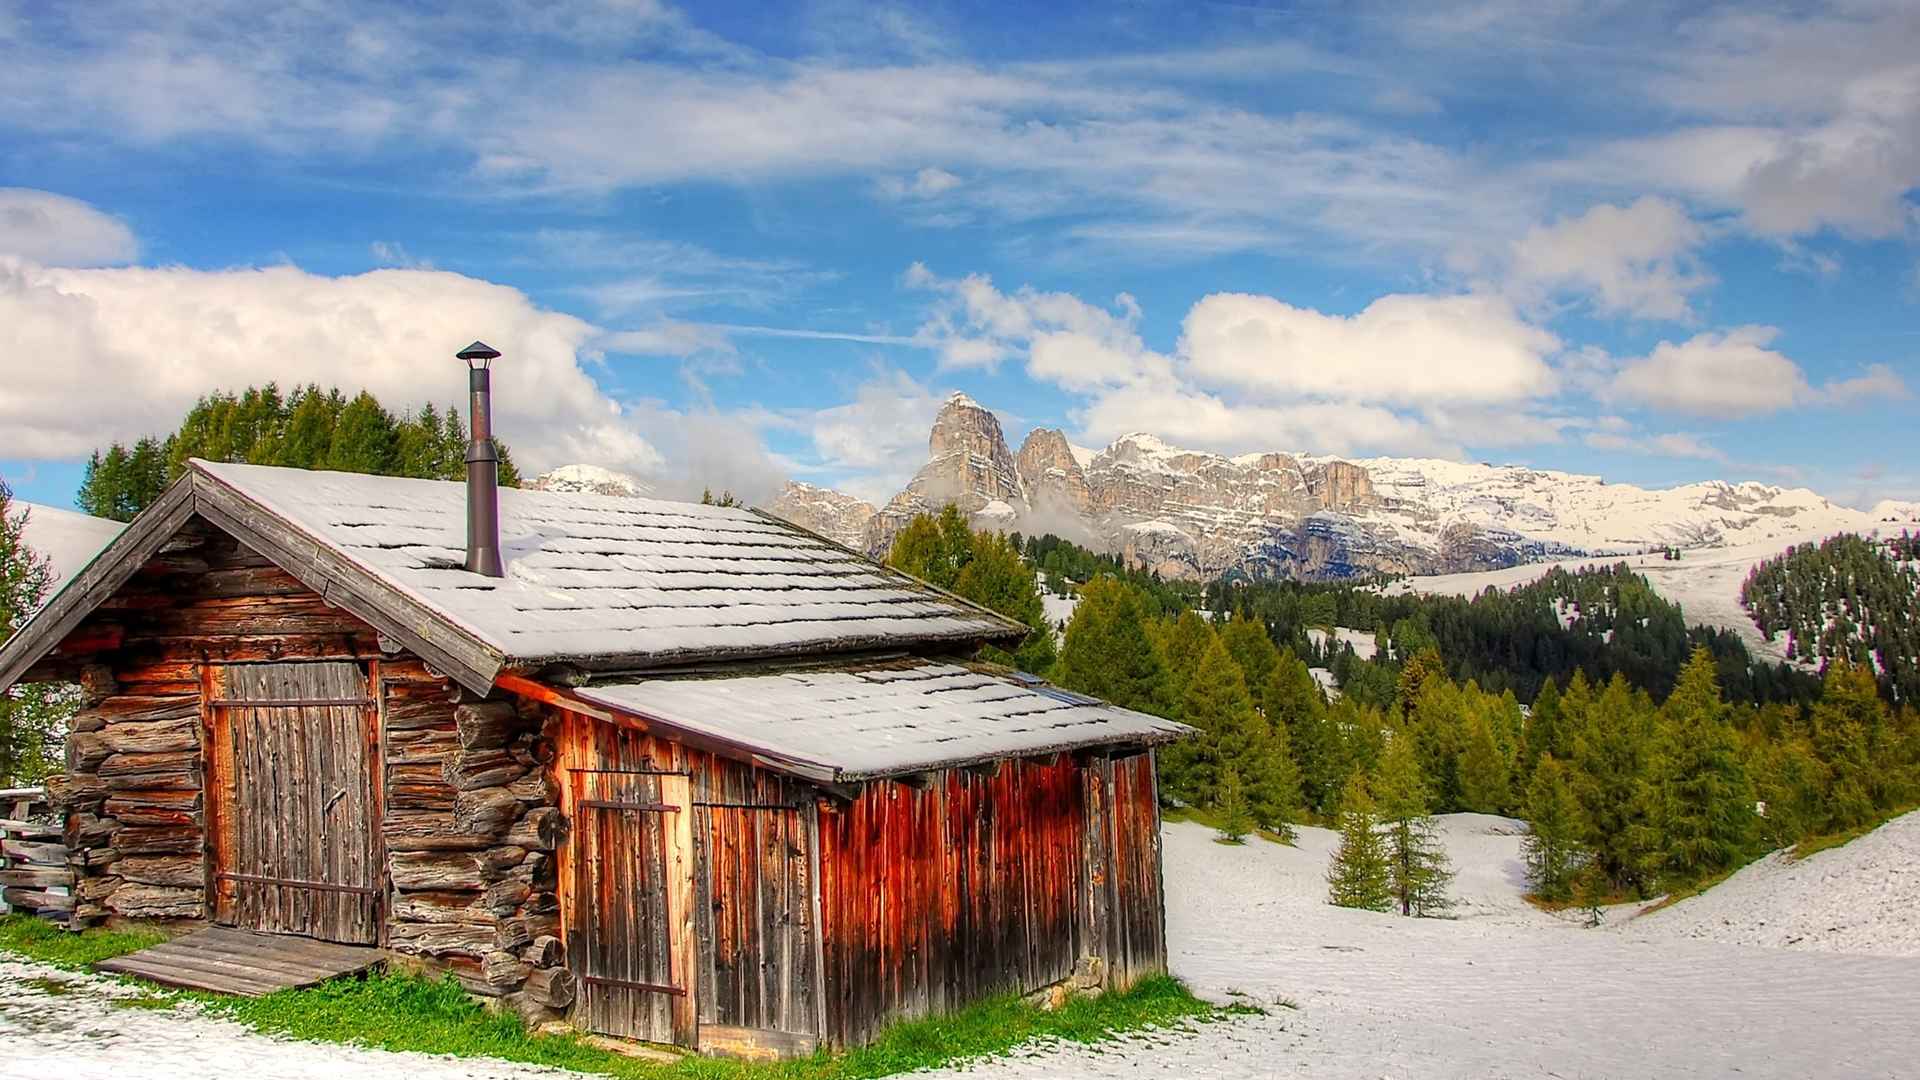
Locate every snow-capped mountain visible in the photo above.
<box><xmin>845</xmin><ymin>393</ymin><xmax>1883</xmax><ymax>580</ymax></box>
<box><xmin>526</xmin><ymin>464</ymin><xmax>653</xmax><ymax>498</ymax></box>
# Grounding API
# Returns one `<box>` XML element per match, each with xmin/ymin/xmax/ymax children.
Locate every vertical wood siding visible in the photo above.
<box><xmin>815</xmin><ymin>751</ymin><xmax>1168</xmax><ymax>1047</ymax></box>
<box><xmin>210</xmin><ymin>661</ymin><xmax>380</xmax><ymax>944</ymax></box>
<box><xmin>553</xmin><ymin>708</ymin><xmax>821</xmax><ymax>1039</ymax></box>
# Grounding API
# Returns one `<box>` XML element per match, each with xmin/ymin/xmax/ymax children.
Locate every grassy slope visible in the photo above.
<box><xmin>0</xmin><ymin>915</ymin><xmax>1243</xmax><ymax>1079</ymax></box>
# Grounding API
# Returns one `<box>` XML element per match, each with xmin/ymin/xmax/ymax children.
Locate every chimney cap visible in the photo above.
<box><xmin>456</xmin><ymin>341</ymin><xmax>502</xmax><ymax>365</ymax></box>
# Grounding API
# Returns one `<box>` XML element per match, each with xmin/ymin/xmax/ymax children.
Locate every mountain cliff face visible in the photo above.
<box><xmin>839</xmin><ymin>394</ymin><xmax>1883</xmax><ymax>580</ymax></box>
<box><xmin>767</xmin><ymin>481</ymin><xmax>876</xmax><ymax>549</ymax></box>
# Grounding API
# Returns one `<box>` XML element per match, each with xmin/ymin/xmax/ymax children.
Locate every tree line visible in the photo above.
<box><xmin>893</xmin><ymin>519</ymin><xmax>1920</xmax><ymax>914</ymax></box>
<box><xmin>79</xmin><ymin>384</ymin><xmax>521</xmax><ymax>521</ymax></box>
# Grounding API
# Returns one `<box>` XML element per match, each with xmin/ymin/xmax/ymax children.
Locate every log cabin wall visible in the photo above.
<box><xmin>815</xmin><ymin>750</ymin><xmax>1168</xmax><ymax>1048</ymax></box>
<box><xmin>548</xmin><ymin>706</ymin><xmax>824</xmax><ymax>1045</ymax></box>
<box><xmin>32</xmin><ymin>517</ymin><xmax>574</xmax><ymax>1023</ymax></box>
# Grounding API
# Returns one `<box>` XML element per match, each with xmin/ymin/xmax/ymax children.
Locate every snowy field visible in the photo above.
<box><xmin>5</xmin><ymin>814</ymin><xmax>1919</xmax><ymax>1079</ymax></box>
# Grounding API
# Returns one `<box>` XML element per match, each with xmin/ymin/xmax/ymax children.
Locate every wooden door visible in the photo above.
<box><xmin>207</xmin><ymin>661</ymin><xmax>382</xmax><ymax>945</ymax></box>
<box><xmin>572</xmin><ymin>770</ymin><xmax>697</xmax><ymax>1047</ymax></box>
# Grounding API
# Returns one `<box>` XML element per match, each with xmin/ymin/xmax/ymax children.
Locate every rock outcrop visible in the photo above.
<box><xmin>767</xmin><ymin>481</ymin><xmax>877</xmax><ymax>549</ymax></box>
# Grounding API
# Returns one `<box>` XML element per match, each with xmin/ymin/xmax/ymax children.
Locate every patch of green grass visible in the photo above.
<box><xmin>2</xmin><ymin>917</ymin><xmax>1234</xmax><ymax>1080</ymax></box>
<box><xmin>0</xmin><ymin>913</ymin><xmax>166</xmax><ymax>970</ymax></box>
<box><xmin>1162</xmin><ymin>806</ymin><xmax>1294</xmax><ymax>846</ymax></box>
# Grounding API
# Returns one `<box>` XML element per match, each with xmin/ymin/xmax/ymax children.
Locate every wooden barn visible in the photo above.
<box><xmin>0</xmin><ymin>448</ymin><xmax>1185</xmax><ymax>1054</ymax></box>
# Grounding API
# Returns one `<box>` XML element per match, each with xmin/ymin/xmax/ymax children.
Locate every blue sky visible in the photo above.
<box><xmin>0</xmin><ymin>0</ymin><xmax>1916</xmax><ymax>509</ymax></box>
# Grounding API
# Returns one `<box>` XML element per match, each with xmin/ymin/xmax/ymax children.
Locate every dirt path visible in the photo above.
<box><xmin>7</xmin><ymin>817</ymin><xmax>1919</xmax><ymax>1079</ymax></box>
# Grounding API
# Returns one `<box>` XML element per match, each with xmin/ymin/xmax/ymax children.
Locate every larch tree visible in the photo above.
<box><xmin>1264</xmin><ymin>650</ymin><xmax>1330</xmax><ymax>815</ymax></box>
<box><xmin>1053</xmin><ymin>575</ymin><xmax>1171</xmax><ymax>718</ymax></box>
<box><xmin>1154</xmin><ymin>609</ymin><xmax>1217</xmax><ymax>707</ymax></box>
<box><xmin>1458</xmin><ymin>710</ymin><xmax>1512</xmax><ymax>814</ymax></box>
<box><xmin>1374</xmin><ymin>729</ymin><xmax>1454</xmax><ymax>916</ymax></box>
<box><xmin>1216</xmin><ymin>767</ymin><xmax>1253</xmax><ymax>844</ymax></box>
<box><xmin>887</xmin><ymin>506</ymin><xmax>1057</xmax><ymax>675</ymax></box>
<box><xmin>1326</xmin><ymin>774</ymin><xmax>1391</xmax><ymax>912</ymax></box>
<box><xmin>1651</xmin><ymin>648</ymin><xmax>1757</xmax><ymax>884</ymax></box>
<box><xmin>1220</xmin><ymin>613</ymin><xmax>1280</xmax><ymax>713</ymax></box>
<box><xmin>1522</xmin><ymin>755</ymin><xmax>1589</xmax><ymax>902</ymax></box>
<box><xmin>1523</xmin><ymin>675</ymin><xmax>1564</xmax><ymax>780</ymax></box>
<box><xmin>1570</xmin><ymin>675</ymin><xmax>1661</xmax><ymax>895</ymax></box>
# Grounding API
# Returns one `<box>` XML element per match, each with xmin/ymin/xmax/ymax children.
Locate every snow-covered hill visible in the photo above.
<box><xmin>526</xmin><ymin>463</ymin><xmax>653</xmax><ymax>497</ymax></box>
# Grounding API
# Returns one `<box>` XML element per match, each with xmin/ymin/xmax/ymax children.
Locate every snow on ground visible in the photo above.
<box><xmin>1621</xmin><ymin>811</ymin><xmax>1920</xmax><ymax>957</ymax></box>
<box><xmin>8</xmin><ymin>814</ymin><xmax>1920</xmax><ymax>1079</ymax></box>
<box><xmin>1307</xmin><ymin>626</ymin><xmax>1377</xmax><ymax>661</ymax></box>
<box><xmin>15</xmin><ymin>501</ymin><xmax>122</xmax><ymax>593</ymax></box>
<box><xmin>1390</xmin><ymin>525</ymin><xmax>1863</xmax><ymax>664</ymax></box>
<box><xmin>1040</xmin><ymin>590</ymin><xmax>1078</xmax><ymax>633</ymax></box>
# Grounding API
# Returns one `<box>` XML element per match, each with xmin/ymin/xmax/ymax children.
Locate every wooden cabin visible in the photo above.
<box><xmin>0</xmin><ymin>459</ymin><xmax>1186</xmax><ymax>1055</ymax></box>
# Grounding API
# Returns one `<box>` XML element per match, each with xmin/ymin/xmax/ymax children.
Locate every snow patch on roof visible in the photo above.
<box><xmin>575</xmin><ymin>659</ymin><xmax>1187</xmax><ymax>779</ymax></box>
<box><xmin>15</xmin><ymin>502</ymin><xmax>122</xmax><ymax>594</ymax></box>
<box><xmin>191</xmin><ymin>460</ymin><xmax>1020</xmax><ymax>671</ymax></box>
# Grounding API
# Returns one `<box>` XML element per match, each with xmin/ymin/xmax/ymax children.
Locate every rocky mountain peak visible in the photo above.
<box><xmin>767</xmin><ymin>480</ymin><xmax>877</xmax><ymax>549</ymax></box>
<box><xmin>1016</xmin><ymin>428</ymin><xmax>1094</xmax><ymax>523</ymax></box>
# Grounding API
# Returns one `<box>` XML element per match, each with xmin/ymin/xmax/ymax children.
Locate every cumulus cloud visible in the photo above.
<box><xmin>1178</xmin><ymin>292</ymin><xmax>1559</xmax><ymax>406</ymax></box>
<box><xmin>906</xmin><ymin>265</ymin><xmax>1561</xmax><ymax>457</ymax></box>
<box><xmin>1609</xmin><ymin>327</ymin><xmax>1910</xmax><ymax>418</ymax></box>
<box><xmin>803</xmin><ymin>367</ymin><xmax>946</xmax><ymax>502</ymax></box>
<box><xmin>0</xmin><ymin>257</ymin><xmax>661</xmax><ymax>475</ymax></box>
<box><xmin>1510</xmin><ymin>197</ymin><xmax>1710</xmax><ymax>320</ymax></box>
<box><xmin>0</xmin><ymin>189</ymin><xmax>137</xmax><ymax>267</ymax></box>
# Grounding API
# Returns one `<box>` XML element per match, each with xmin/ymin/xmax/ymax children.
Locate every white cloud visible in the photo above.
<box><xmin>1609</xmin><ymin>326</ymin><xmax>1810</xmax><ymax>417</ymax></box>
<box><xmin>906</xmin><ymin>266</ymin><xmax>1561</xmax><ymax>458</ymax></box>
<box><xmin>877</xmin><ymin>167</ymin><xmax>962</xmax><ymax>200</ymax></box>
<box><xmin>1823</xmin><ymin>363</ymin><xmax>1911</xmax><ymax>407</ymax></box>
<box><xmin>1510</xmin><ymin>197</ymin><xmax>1710</xmax><ymax>320</ymax></box>
<box><xmin>0</xmin><ymin>257</ymin><xmax>660</xmax><ymax>477</ymax></box>
<box><xmin>1178</xmin><ymin>292</ymin><xmax>1559</xmax><ymax>406</ymax></box>
<box><xmin>0</xmin><ymin>189</ymin><xmax>137</xmax><ymax>267</ymax></box>
<box><xmin>1584</xmin><ymin>429</ymin><xmax>1726</xmax><ymax>462</ymax></box>
<box><xmin>803</xmin><ymin>367</ymin><xmax>946</xmax><ymax>502</ymax></box>
<box><xmin>1609</xmin><ymin>328</ymin><xmax>1911</xmax><ymax>418</ymax></box>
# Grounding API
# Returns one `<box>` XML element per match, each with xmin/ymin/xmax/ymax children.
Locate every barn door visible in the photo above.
<box><xmin>207</xmin><ymin>661</ymin><xmax>382</xmax><ymax>945</ymax></box>
<box><xmin>572</xmin><ymin>771</ymin><xmax>697</xmax><ymax>1047</ymax></box>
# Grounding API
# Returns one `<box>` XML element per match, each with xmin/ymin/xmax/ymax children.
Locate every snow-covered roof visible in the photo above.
<box><xmin>15</xmin><ymin>502</ymin><xmax>122</xmax><ymax>594</ymax></box>
<box><xmin>573</xmin><ymin>658</ymin><xmax>1188</xmax><ymax>781</ymax></box>
<box><xmin>0</xmin><ymin>461</ymin><xmax>1025</xmax><ymax>695</ymax></box>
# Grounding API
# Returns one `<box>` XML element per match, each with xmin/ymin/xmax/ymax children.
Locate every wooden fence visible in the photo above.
<box><xmin>0</xmin><ymin>786</ymin><xmax>73</xmax><ymax>924</ymax></box>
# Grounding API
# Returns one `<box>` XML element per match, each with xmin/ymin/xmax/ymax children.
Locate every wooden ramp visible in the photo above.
<box><xmin>96</xmin><ymin>926</ymin><xmax>384</xmax><ymax>996</ymax></box>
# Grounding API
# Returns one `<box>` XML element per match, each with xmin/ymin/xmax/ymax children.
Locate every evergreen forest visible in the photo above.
<box><xmin>77</xmin><ymin>384</ymin><xmax>521</xmax><ymax>522</ymax></box>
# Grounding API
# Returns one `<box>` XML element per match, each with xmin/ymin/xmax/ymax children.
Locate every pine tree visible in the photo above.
<box><xmin>1374</xmin><ymin>731</ymin><xmax>1454</xmax><ymax>916</ymax></box>
<box><xmin>1326</xmin><ymin>774</ymin><xmax>1391</xmax><ymax>912</ymax></box>
<box><xmin>1458</xmin><ymin>710</ymin><xmax>1512</xmax><ymax>814</ymax></box>
<box><xmin>886</xmin><ymin>504</ymin><xmax>972</xmax><ymax>589</ymax></box>
<box><xmin>1054</xmin><ymin>576</ymin><xmax>1170</xmax><ymax>718</ymax></box>
<box><xmin>1522</xmin><ymin>755</ymin><xmax>1589</xmax><ymax>901</ymax></box>
<box><xmin>1651</xmin><ymin>648</ymin><xmax>1757</xmax><ymax>884</ymax></box>
<box><xmin>1808</xmin><ymin>661</ymin><xmax>1893</xmax><ymax>830</ymax></box>
<box><xmin>326</xmin><ymin>391</ymin><xmax>398</xmax><ymax>475</ymax></box>
<box><xmin>1525</xmin><ymin>676</ymin><xmax>1564</xmax><ymax>775</ymax></box>
<box><xmin>952</xmin><ymin>528</ymin><xmax>1055</xmax><ymax>675</ymax></box>
<box><xmin>0</xmin><ymin>481</ymin><xmax>73</xmax><ymax>786</ymax></box>
<box><xmin>1169</xmin><ymin>635</ymin><xmax>1301</xmax><ymax>834</ymax></box>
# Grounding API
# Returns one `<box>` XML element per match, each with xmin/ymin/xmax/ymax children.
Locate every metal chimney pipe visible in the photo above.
<box><xmin>456</xmin><ymin>341</ymin><xmax>505</xmax><ymax>578</ymax></box>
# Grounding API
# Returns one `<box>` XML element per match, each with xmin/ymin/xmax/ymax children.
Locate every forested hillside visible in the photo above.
<box><xmin>1743</xmin><ymin>533</ymin><xmax>1919</xmax><ymax>703</ymax></box>
<box><xmin>78</xmin><ymin>384</ymin><xmax>520</xmax><ymax>521</ymax></box>
<box><xmin>947</xmin><ymin>524</ymin><xmax>1916</xmax><ymax>906</ymax></box>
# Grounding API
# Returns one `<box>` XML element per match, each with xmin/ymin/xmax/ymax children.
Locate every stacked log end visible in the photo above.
<box><xmin>50</xmin><ymin>687</ymin><xmax>206</xmax><ymax>926</ymax></box>
<box><xmin>386</xmin><ymin>682</ymin><xmax>568</xmax><ymax>1018</ymax></box>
